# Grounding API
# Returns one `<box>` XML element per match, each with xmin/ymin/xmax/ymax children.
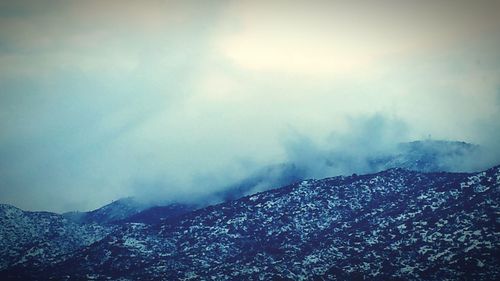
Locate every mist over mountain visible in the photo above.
<box><xmin>1</xmin><ymin>1</ymin><xmax>500</xmax><ymax>280</ymax></box>
<box><xmin>62</xmin><ymin>197</ymin><xmax>148</xmax><ymax>225</ymax></box>
<box><xmin>1</xmin><ymin>140</ymin><xmax>498</xmax><ymax>280</ymax></box>
<box><xmin>214</xmin><ymin>139</ymin><xmax>485</xmax><ymax>203</ymax></box>
<box><xmin>63</xmin><ymin>198</ymin><xmax>199</xmax><ymax>226</ymax></box>
<box><xmin>52</xmin><ymin>139</ymin><xmax>490</xmax><ymax>227</ymax></box>
<box><xmin>2</xmin><ymin>165</ymin><xmax>498</xmax><ymax>280</ymax></box>
<box><xmin>61</xmin><ymin>139</ymin><xmax>487</xmax><ymax>223</ymax></box>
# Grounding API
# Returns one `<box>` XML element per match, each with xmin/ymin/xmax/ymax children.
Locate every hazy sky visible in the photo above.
<box><xmin>1</xmin><ymin>0</ymin><xmax>500</xmax><ymax>212</ymax></box>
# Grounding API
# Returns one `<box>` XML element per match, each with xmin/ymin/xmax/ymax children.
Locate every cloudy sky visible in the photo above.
<box><xmin>1</xmin><ymin>0</ymin><xmax>499</xmax><ymax>212</ymax></box>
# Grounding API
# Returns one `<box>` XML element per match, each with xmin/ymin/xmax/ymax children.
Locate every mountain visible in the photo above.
<box><xmin>63</xmin><ymin>140</ymin><xmax>482</xmax><ymax>226</ymax></box>
<box><xmin>0</xmin><ymin>205</ymin><xmax>113</xmax><ymax>271</ymax></box>
<box><xmin>216</xmin><ymin>140</ymin><xmax>481</xmax><ymax>202</ymax></box>
<box><xmin>376</xmin><ymin>140</ymin><xmax>479</xmax><ymax>173</ymax></box>
<box><xmin>122</xmin><ymin>203</ymin><xmax>198</xmax><ymax>224</ymax></box>
<box><xmin>63</xmin><ymin>197</ymin><xmax>148</xmax><ymax>225</ymax></box>
<box><xmin>4</xmin><ymin>165</ymin><xmax>498</xmax><ymax>280</ymax></box>
<box><xmin>215</xmin><ymin>163</ymin><xmax>304</xmax><ymax>201</ymax></box>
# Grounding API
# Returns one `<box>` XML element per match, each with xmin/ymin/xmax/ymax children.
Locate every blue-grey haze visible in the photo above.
<box><xmin>0</xmin><ymin>0</ymin><xmax>499</xmax><ymax>212</ymax></box>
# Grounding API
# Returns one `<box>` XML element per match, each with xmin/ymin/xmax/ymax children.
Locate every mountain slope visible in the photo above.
<box><xmin>122</xmin><ymin>203</ymin><xmax>197</xmax><ymax>224</ymax></box>
<box><xmin>7</xmin><ymin>165</ymin><xmax>498</xmax><ymax>280</ymax></box>
<box><xmin>0</xmin><ymin>205</ymin><xmax>113</xmax><ymax>271</ymax></box>
<box><xmin>63</xmin><ymin>197</ymin><xmax>148</xmax><ymax>225</ymax></box>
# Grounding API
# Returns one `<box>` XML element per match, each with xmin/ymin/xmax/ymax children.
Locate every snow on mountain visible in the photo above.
<box><xmin>0</xmin><ymin>205</ymin><xmax>113</xmax><ymax>271</ymax></box>
<box><xmin>4</xmin><ymin>165</ymin><xmax>498</xmax><ymax>280</ymax></box>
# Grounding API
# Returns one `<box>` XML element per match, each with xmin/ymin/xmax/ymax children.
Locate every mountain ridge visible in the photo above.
<box><xmin>0</xmin><ymin>204</ymin><xmax>114</xmax><ymax>271</ymax></box>
<box><xmin>3</xmin><ymin>164</ymin><xmax>498</xmax><ymax>280</ymax></box>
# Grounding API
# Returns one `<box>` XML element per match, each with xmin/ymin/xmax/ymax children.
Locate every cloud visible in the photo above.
<box><xmin>212</xmin><ymin>113</ymin><xmax>500</xmax><ymax>201</ymax></box>
<box><xmin>214</xmin><ymin>0</ymin><xmax>500</xmax><ymax>76</ymax></box>
<box><xmin>0</xmin><ymin>0</ymin><xmax>499</xmax><ymax>212</ymax></box>
<box><xmin>282</xmin><ymin>114</ymin><xmax>409</xmax><ymax>178</ymax></box>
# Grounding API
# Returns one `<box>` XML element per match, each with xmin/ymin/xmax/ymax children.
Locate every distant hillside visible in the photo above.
<box><xmin>3</xmin><ymin>165</ymin><xmax>498</xmax><ymax>280</ymax></box>
<box><xmin>0</xmin><ymin>205</ymin><xmax>112</xmax><ymax>271</ymax></box>
<box><xmin>63</xmin><ymin>140</ymin><xmax>484</xmax><ymax>227</ymax></box>
<box><xmin>216</xmin><ymin>140</ymin><xmax>482</xmax><ymax>201</ymax></box>
<box><xmin>63</xmin><ymin>197</ymin><xmax>148</xmax><ymax>225</ymax></box>
<box><xmin>377</xmin><ymin>140</ymin><xmax>479</xmax><ymax>172</ymax></box>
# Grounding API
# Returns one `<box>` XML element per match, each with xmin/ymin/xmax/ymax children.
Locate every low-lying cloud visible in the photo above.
<box><xmin>0</xmin><ymin>0</ymin><xmax>499</xmax><ymax>212</ymax></box>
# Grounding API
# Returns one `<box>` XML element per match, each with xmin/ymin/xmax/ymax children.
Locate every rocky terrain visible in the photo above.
<box><xmin>1</xmin><ymin>165</ymin><xmax>498</xmax><ymax>280</ymax></box>
<box><xmin>0</xmin><ymin>205</ymin><xmax>112</xmax><ymax>271</ymax></box>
